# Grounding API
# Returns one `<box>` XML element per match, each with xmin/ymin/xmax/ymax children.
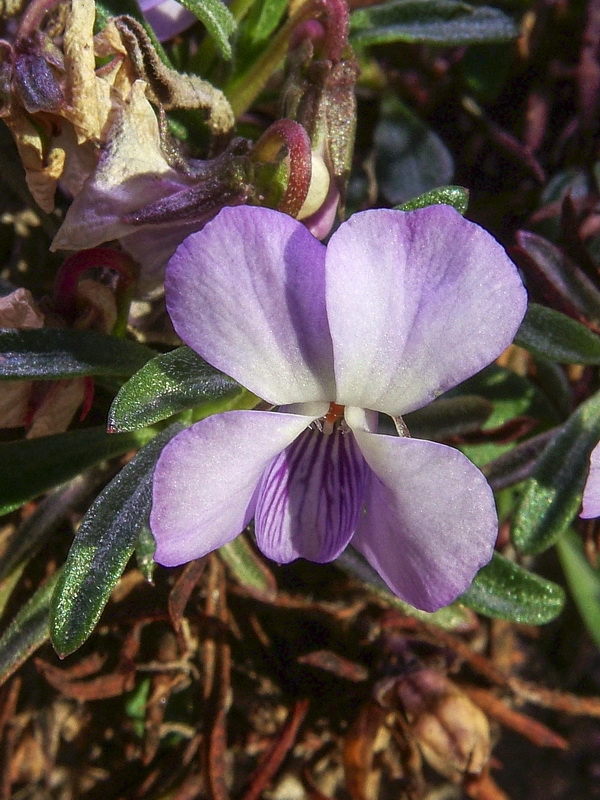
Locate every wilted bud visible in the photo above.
<box><xmin>396</xmin><ymin>669</ymin><xmax>491</xmax><ymax>782</ymax></box>
<box><xmin>282</xmin><ymin>0</ymin><xmax>359</xmax><ymax>230</ymax></box>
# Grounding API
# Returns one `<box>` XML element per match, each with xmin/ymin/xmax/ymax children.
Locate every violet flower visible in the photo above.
<box><xmin>151</xmin><ymin>205</ymin><xmax>527</xmax><ymax>611</ymax></box>
<box><xmin>137</xmin><ymin>0</ymin><xmax>197</xmax><ymax>41</ymax></box>
<box><xmin>581</xmin><ymin>442</ymin><xmax>600</xmax><ymax>519</ymax></box>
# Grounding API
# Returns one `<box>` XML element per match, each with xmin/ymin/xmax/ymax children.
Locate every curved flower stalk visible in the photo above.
<box><xmin>151</xmin><ymin>204</ymin><xmax>527</xmax><ymax>611</ymax></box>
<box><xmin>137</xmin><ymin>0</ymin><xmax>196</xmax><ymax>41</ymax></box>
<box><xmin>581</xmin><ymin>443</ymin><xmax>600</xmax><ymax>518</ymax></box>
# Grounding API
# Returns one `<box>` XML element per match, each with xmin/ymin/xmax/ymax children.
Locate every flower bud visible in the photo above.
<box><xmin>296</xmin><ymin>151</ymin><xmax>330</xmax><ymax>220</ymax></box>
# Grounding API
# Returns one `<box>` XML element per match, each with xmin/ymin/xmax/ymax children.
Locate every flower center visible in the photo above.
<box><xmin>322</xmin><ymin>402</ymin><xmax>345</xmax><ymax>435</ymax></box>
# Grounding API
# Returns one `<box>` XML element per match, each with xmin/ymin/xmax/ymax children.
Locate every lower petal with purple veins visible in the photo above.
<box><xmin>255</xmin><ymin>426</ymin><xmax>368</xmax><ymax>563</ymax></box>
<box><xmin>352</xmin><ymin>430</ymin><xmax>498</xmax><ymax>612</ymax></box>
<box><xmin>151</xmin><ymin>410</ymin><xmax>315</xmax><ymax>566</ymax></box>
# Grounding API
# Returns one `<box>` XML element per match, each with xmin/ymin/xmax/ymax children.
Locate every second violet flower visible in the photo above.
<box><xmin>150</xmin><ymin>204</ymin><xmax>527</xmax><ymax>611</ymax></box>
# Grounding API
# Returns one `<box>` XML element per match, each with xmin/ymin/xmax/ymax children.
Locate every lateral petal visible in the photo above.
<box><xmin>255</xmin><ymin>427</ymin><xmax>368</xmax><ymax>563</ymax></box>
<box><xmin>166</xmin><ymin>206</ymin><xmax>336</xmax><ymax>405</ymax></box>
<box><xmin>352</xmin><ymin>431</ymin><xmax>498</xmax><ymax>611</ymax></box>
<box><xmin>151</xmin><ymin>410</ymin><xmax>315</xmax><ymax>566</ymax></box>
<box><xmin>326</xmin><ymin>206</ymin><xmax>527</xmax><ymax>414</ymax></box>
<box><xmin>581</xmin><ymin>442</ymin><xmax>600</xmax><ymax>518</ymax></box>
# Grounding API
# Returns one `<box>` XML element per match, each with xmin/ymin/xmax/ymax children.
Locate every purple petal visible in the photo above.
<box><xmin>255</xmin><ymin>426</ymin><xmax>368</xmax><ymax>563</ymax></box>
<box><xmin>138</xmin><ymin>0</ymin><xmax>197</xmax><ymax>40</ymax></box>
<box><xmin>326</xmin><ymin>206</ymin><xmax>527</xmax><ymax>415</ymax></box>
<box><xmin>351</xmin><ymin>430</ymin><xmax>497</xmax><ymax>611</ymax></box>
<box><xmin>166</xmin><ymin>206</ymin><xmax>336</xmax><ymax>405</ymax></box>
<box><xmin>581</xmin><ymin>442</ymin><xmax>600</xmax><ymax>518</ymax></box>
<box><xmin>151</xmin><ymin>410</ymin><xmax>315</xmax><ymax>566</ymax></box>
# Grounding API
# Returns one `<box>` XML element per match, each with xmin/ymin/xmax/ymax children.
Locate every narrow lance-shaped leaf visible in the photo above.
<box><xmin>0</xmin><ymin>571</ymin><xmax>61</xmax><ymax>688</ymax></box>
<box><xmin>404</xmin><ymin>394</ymin><xmax>492</xmax><ymax>440</ymax></box>
<box><xmin>556</xmin><ymin>529</ymin><xmax>600</xmax><ymax>650</ymax></box>
<box><xmin>396</xmin><ymin>185</ymin><xmax>469</xmax><ymax>215</ymax></box>
<box><xmin>350</xmin><ymin>0</ymin><xmax>517</xmax><ymax>48</ymax></box>
<box><xmin>219</xmin><ymin>533</ymin><xmax>276</xmax><ymax>599</ymax></box>
<box><xmin>512</xmin><ymin>389</ymin><xmax>600</xmax><ymax>555</ymax></box>
<box><xmin>516</xmin><ymin>303</ymin><xmax>600</xmax><ymax>364</ymax></box>
<box><xmin>375</xmin><ymin>98</ymin><xmax>454</xmax><ymax>205</ymax></box>
<box><xmin>459</xmin><ymin>552</ymin><xmax>565</xmax><ymax>624</ymax></box>
<box><xmin>50</xmin><ymin>424</ymin><xmax>183</xmax><ymax>657</ymax></box>
<box><xmin>177</xmin><ymin>0</ymin><xmax>237</xmax><ymax>59</ymax></box>
<box><xmin>0</xmin><ymin>329</ymin><xmax>155</xmax><ymax>381</ymax></box>
<box><xmin>108</xmin><ymin>346</ymin><xmax>243</xmax><ymax>432</ymax></box>
<box><xmin>245</xmin><ymin>0</ymin><xmax>288</xmax><ymax>43</ymax></box>
<box><xmin>0</xmin><ymin>427</ymin><xmax>154</xmax><ymax>517</ymax></box>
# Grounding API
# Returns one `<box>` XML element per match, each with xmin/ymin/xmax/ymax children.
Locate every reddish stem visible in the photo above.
<box><xmin>253</xmin><ymin>119</ymin><xmax>313</xmax><ymax>217</ymax></box>
<box><xmin>53</xmin><ymin>248</ymin><xmax>138</xmax><ymax>325</ymax></box>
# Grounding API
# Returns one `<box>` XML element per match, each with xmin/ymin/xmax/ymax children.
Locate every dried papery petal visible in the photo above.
<box><xmin>0</xmin><ymin>287</ymin><xmax>45</xmax><ymax>329</ymax></box>
<box><xmin>396</xmin><ymin>669</ymin><xmax>491</xmax><ymax>781</ymax></box>
<box><xmin>112</xmin><ymin>15</ymin><xmax>234</xmax><ymax>138</ymax></box>
<box><xmin>0</xmin><ymin>288</ymin><xmax>45</xmax><ymax>429</ymax></box>
<box><xmin>255</xmin><ymin>425</ymin><xmax>368</xmax><ymax>563</ymax></box>
<box><xmin>26</xmin><ymin>378</ymin><xmax>86</xmax><ymax>439</ymax></box>
<box><xmin>63</xmin><ymin>0</ymin><xmax>112</xmax><ymax>143</ymax></box>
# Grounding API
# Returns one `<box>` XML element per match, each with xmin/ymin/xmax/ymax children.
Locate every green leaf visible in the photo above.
<box><xmin>178</xmin><ymin>0</ymin><xmax>236</xmax><ymax>59</ymax></box>
<box><xmin>0</xmin><ymin>572</ymin><xmax>60</xmax><ymax>688</ymax></box>
<box><xmin>0</xmin><ymin>427</ymin><xmax>153</xmax><ymax>516</ymax></box>
<box><xmin>50</xmin><ymin>425</ymin><xmax>182</xmax><ymax>657</ymax></box>
<box><xmin>0</xmin><ymin>329</ymin><xmax>155</xmax><ymax>381</ymax></box>
<box><xmin>135</xmin><ymin>525</ymin><xmax>156</xmax><ymax>584</ymax></box>
<box><xmin>108</xmin><ymin>346</ymin><xmax>242</xmax><ymax>432</ymax></box>
<box><xmin>516</xmin><ymin>303</ymin><xmax>600</xmax><ymax>364</ymax></box>
<box><xmin>244</xmin><ymin>0</ymin><xmax>288</xmax><ymax>43</ymax></box>
<box><xmin>375</xmin><ymin>97</ymin><xmax>454</xmax><ymax>205</ymax></box>
<box><xmin>219</xmin><ymin>534</ymin><xmax>276</xmax><ymax>598</ymax></box>
<box><xmin>448</xmin><ymin>365</ymin><xmax>559</xmax><ymax>467</ymax></box>
<box><xmin>404</xmin><ymin>394</ymin><xmax>492</xmax><ymax>440</ymax></box>
<box><xmin>0</xmin><ymin>476</ymin><xmax>89</xmax><ymax>583</ymax></box>
<box><xmin>557</xmin><ymin>530</ymin><xmax>600</xmax><ymax>649</ymax></box>
<box><xmin>515</xmin><ymin>231</ymin><xmax>600</xmax><ymax>328</ymax></box>
<box><xmin>481</xmin><ymin>429</ymin><xmax>556</xmax><ymax>492</ymax></box>
<box><xmin>350</xmin><ymin>0</ymin><xmax>517</xmax><ymax>47</ymax></box>
<box><xmin>459</xmin><ymin>552</ymin><xmax>565</xmax><ymax>624</ymax></box>
<box><xmin>512</xmin><ymin>389</ymin><xmax>600</xmax><ymax>555</ymax></box>
<box><xmin>397</xmin><ymin>185</ymin><xmax>469</xmax><ymax>214</ymax></box>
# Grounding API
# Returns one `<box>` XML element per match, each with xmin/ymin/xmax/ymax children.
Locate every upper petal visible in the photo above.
<box><xmin>326</xmin><ymin>206</ymin><xmax>527</xmax><ymax>414</ymax></box>
<box><xmin>255</xmin><ymin>426</ymin><xmax>368</xmax><ymax>564</ymax></box>
<box><xmin>165</xmin><ymin>206</ymin><xmax>336</xmax><ymax>405</ymax></box>
<box><xmin>581</xmin><ymin>441</ymin><xmax>600</xmax><ymax>519</ymax></box>
<box><xmin>351</xmin><ymin>431</ymin><xmax>497</xmax><ymax>611</ymax></box>
<box><xmin>150</xmin><ymin>409</ymin><xmax>314</xmax><ymax>566</ymax></box>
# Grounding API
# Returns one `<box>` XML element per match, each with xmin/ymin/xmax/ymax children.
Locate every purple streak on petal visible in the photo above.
<box><xmin>151</xmin><ymin>409</ymin><xmax>315</xmax><ymax>566</ymax></box>
<box><xmin>581</xmin><ymin>442</ymin><xmax>600</xmax><ymax>518</ymax></box>
<box><xmin>302</xmin><ymin>182</ymin><xmax>339</xmax><ymax>240</ymax></box>
<box><xmin>326</xmin><ymin>206</ymin><xmax>528</xmax><ymax>415</ymax></box>
<box><xmin>166</xmin><ymin>206</ymin><xmax>336</xmax><ymax>405</ymax></box>
<box><xmin>352</xmin><ymin>431</ymin><xmax>497</xmax><ymax>611</ymax></box>
<box><xmin>255</xmin><ymin>426</ymin><xmax>368</xmax><ymax>563</ymax></box>
<box><xmin>137</xmin><ymin>0</ymin><xmax>196</xmax><ymax>41</ymax></box>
